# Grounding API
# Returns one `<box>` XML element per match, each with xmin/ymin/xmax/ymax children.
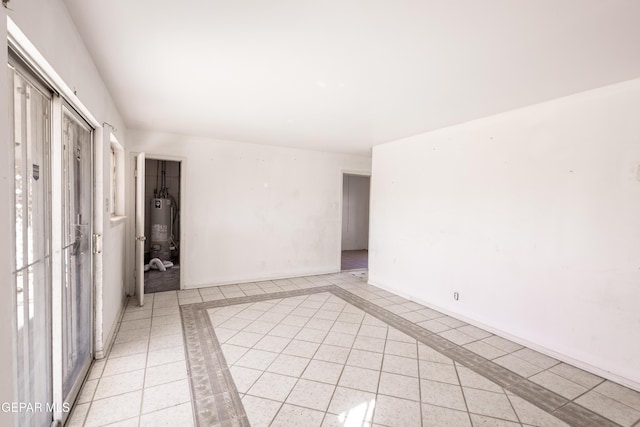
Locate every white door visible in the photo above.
<box><xmin>135</xmin><ymin>153</ymin><xmax>146</xmax><ymax>306</ymax></box>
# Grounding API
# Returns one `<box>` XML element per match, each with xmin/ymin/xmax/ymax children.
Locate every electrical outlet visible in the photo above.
<box><xmin>454</xmin><ymin>292</ymin><xmax>459</xmax><ymax>301</ymax></box>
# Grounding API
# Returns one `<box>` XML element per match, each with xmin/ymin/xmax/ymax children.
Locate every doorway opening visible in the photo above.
<box><xmin>143</xmin><ymin>159</ymin><xmax>181</xmax><ymax>293</ymax></box>
<box><xmin>341</xmin><ymin>174</ymin><xmax>370</xmax><ymax>271</ymax></box>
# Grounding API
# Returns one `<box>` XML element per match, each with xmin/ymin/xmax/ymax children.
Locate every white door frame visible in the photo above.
<box><xmin>128</xmin><ymin>152</ymin><xmax>187</xmax><ymax>294</ymax></box>
<box><xmin>337</xmin><ymin>170</ymin><xmax>372</xmax><ymax>271</ymax></box>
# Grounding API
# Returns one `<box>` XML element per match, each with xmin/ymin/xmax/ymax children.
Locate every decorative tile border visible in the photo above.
<box><xmin>181</xmin><ymin>285</ymin><xmax>620</xmax><ymax>427</ymax></box>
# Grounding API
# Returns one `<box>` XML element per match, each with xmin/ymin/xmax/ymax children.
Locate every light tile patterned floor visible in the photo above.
<box><xmin>67</xmin><ymin>272</ymin><xmax>640</xmax><ymax>427</ymax></box>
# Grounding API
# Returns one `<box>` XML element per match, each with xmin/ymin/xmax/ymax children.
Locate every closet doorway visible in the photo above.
<box><xmin>143</xmin><ymin>159</ymin><xmax>181</xmax><ymax>293</ymax></box>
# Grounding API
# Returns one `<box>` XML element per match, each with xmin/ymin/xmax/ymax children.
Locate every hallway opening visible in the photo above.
<box><xmin>341</xmin><ymin>174</ymin><xmax>370</xmax><ymax>271</ymax></box>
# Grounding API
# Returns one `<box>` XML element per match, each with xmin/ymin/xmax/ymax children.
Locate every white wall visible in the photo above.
<box><xmin>342</xmin><ymin>174</ymin><xmax>370</xmax><ymax>251</ymax></box>
<box><xmin>369</xmin><ymin>78</ymin><xmax>640</xmax><ymax>390</ymax></box>
<box><xmin>2</xmin><ymin>0</ymin><xmax>128</xmax><ymax>395</ymax></box>
<box><xmin>127</xmin><ymin>130</ymin><xmax>371</xmax><ymax>288</ymax></box>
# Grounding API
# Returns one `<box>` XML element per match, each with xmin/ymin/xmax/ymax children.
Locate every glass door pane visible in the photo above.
<box><xmin>9</xmin><ymin>58</ymin><xmax>53</xmax><ymax>427</ymax></box>
<box><xmin>61</xmin><ymin>106</ymin><xmax>93</xmax><ymax>401</ymax></box>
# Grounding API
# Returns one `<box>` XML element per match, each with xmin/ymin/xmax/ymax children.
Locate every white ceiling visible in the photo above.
<box><xmin>63</xmin><ymin>0</ymin><xmax>640</xmax><ymax>156</ymax></box>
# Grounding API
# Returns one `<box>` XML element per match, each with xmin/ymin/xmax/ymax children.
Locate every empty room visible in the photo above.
<box><xmin>1</xmin><ymin>1</ymin><xmax>640</xmax><ymax>427</ymax></box>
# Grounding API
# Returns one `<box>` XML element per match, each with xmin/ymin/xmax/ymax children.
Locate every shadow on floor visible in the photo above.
<box><xmin>144</xmin><ymin>264</ymin><xmax>180</xmax><ymax>293</ymax></box>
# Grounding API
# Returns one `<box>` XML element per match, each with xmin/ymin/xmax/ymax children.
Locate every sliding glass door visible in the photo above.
<box><xmin>60</xmin><ymin>105</ymin><xmax>94</xmax><ymax>404</ymax></box>
<box><xmin>9</xmin><ymin>51</ymin><xmax>95</xmax><ymax>426</ymax></box>
<box><xmin>9</xmin><ymin>54</ymin><xmax>54</xmax><ymax>427</ymax></box>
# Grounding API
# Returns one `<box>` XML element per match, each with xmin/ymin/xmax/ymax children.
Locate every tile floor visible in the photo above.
<box><xmin>341</xmin><ymin>250</ymin><xmax>368</xmax><ymax>271</ymax></box>
<box><xmin>67</xmin><ymin>272</ymin><xmax>640</xmax><ymax>427</ymax></box>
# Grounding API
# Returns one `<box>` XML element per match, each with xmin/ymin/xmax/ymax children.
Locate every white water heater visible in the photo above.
<box><xmin>150</xmin><ymin>198</ymin><xmax>172</xmax><ymax>261</ymax></box>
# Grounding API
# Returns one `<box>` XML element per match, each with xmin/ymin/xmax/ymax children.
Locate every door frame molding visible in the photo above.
<box><xmin>128</xmin><ymin>152</ymin><xmax>187</xmax><ymax>295</ymax></box>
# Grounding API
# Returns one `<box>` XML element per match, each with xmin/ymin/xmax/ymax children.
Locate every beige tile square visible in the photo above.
<box><xmin>439</xmin><ymin>329</ymin><xmax>477</xmax><ymax>346</ymax></box>
<box><xmin>144</xmin><ymin>360</ymin><xmax>188</xmax><ymax>387</ymax></box>
<box><xmin>379</xmin><ymin>372</ymin><xmax>420</xmax><ymax>401</ymax></box>
<box><xmin>494</xmin><ymin>354</ymin><xmax>544</xmax><ymax>378</ymax></box>
<box><xmin>151</xmin><ymin>314</ymin><xmax>182</xmax><ymax>326</ymax></box>
<box><xmin>84</xmin><ymin>390</ymin><xmax>142</xmax><ymax>426</ymax></box>
<box><xmin>226</xmin><ymin>331</ymin><xmax>264</xmax><ymax>348</ymax></box>
<box><xmin>422</xmin><ymin>404</ymin><xmax>472</xmax><ymax>426</ymax></box>
<box><xmin>419</xmin><ymin>319</ymin><xmax>451</xmax><ymax>333</ymax></box>
<box><xmin>326</xmin><ymin>386</ymin><xmax>376</xmax><ymax>422</ymax></box>
<box><xmin>314</xmin><ymin>344</ymin><xmax>351</xmax><ymax>364</ymax></box>
<box><xmin>347</xmin><ymin>349</ymin><xmax>383</xmax><ymax>370</ymax></box>
<box><xmin>109</xmin><ymin>339</ymin><xmax>149</xmax><ymax>359</ymax></box>
<box><xmin>302</xmin><ymin>360</ymin><xmax>344</xmax><ymax>384</ymax></box>
<box><xmin>152</xmin><ymin>306</ymin><xmax>180</xmax><ymax>317</ymax></box>
<box><xmin>463</xmin><ymin>388</ymin><xmax>518</xmax><ymax>422</ymax></box>
<box><xmin>338</xmin><ymin>366</ymin><xmax>380</xmax><ymax>393</ymax></box>
<box><xmin>271</xmin><ymin>403</ymin><xmax>324</xmax><ymax>427</ymax></box>
<box><xmin>387</xmin><ymin>328</ymin><xmax>415</xmax><ymax>343</ymax></box>
<box><xmin>229</xmin><ymin>366</ymin><xmax>263</xmax><ymax>393</ymax></box>
<box><xmin>418</xmin><ymin>343</ymin><xmax>453</xmax><ymax>365</ymax></box>
<box><xmin>267</xmin><ymin>354</ymin><xmax>310</xmax><ymax>377</ymax></box>
<box><xmin>512</xmin><ymin>348</ymin><xmax>559</xmax><ymax>370</ymax></box>
<box><xmin>548</xmin><ymin>363</ymin><xmax>603</xmax><ymax>389</ymax></box>
<box><xmin>254</xmin><ymin>335</ymin><xmax>291</xmax><ymax>353</ymax></box>
<box><xmin>323</xmin><ymin>331</ymin><xmax>356</xmax><ymax>348</ymax></box>
<box><xmin>469</xmin><ymin>414</ymin><xmax>520</xmax><ymax>426</ymax></box>
<box><xmin>119</xmin><ymin>318</ymin><xmax>152</xmax><ymax>332</ymax></box>
<box><xmin>507</xmin><ymin>394</ymin><xmax>569</xmax><ymax>427</ymax></box>
<box><xmin>419</xmin><ymin>360</ymin><xmax>459</xmax><ymax>385</ymax></box>
<box><xmin>285</xmin><ymin>379</ymin><xmax>336</xmax><ymax>411</ymax></box>
<box><xmin>455</xmin><ymin>364</ymin><xmax>503</xmax><ymax>393</ymax></box>
<box><xmin>267</xmin><ymin>324</ymin><xmax>301</xmax><ymax>338</ymax></box>
<box><xmin>373</xmin><ymin>394</ymin><xmax>422</xmax><ymax>427</ymax></box>
<box><xmin>146</xmin><ymin>345</ymin><xmax>186</xmax><ymax>367</ymax></box>
<box><xmin>463</xmin><ymin>341</ymin><xmax>507</xmax><ymax>360</ymax></box>
<box><xmin>243</xmin><ymin>320</ymin><xmax>277</xmax><ymax>334</ymax></box>
<box><xmin>384</xmin><ymin>340</ymin><xmax>417</xmax><ymax>358</ymax></box>
<box><xmin>94</xmin><ymin>369</ymin><xmax>145</xmax><ymax>400</ymax></box>
<box><xmin>246</xmin><ymin>372</ymin><xmax>298</xmax><ymax>401</ymax></box>
<box><xmin>220</xmin><ymin>343</ymin><xmax>250</xmax><ymax>365</ymax></box>
<box><xmin>103</xmin><ymin>353</ymin><xmax>147</xmax><ymax>377</ymax></box>
<box><xmin>139</xmin><ymin>402</ymin><xmax>194</xmax><ymax>427</ymax></box>
<box><xmin>235</xmin><ymin>348</ymin><xmax>279</xmax><ymax>370</ymax></box>
<box><xmin>481</xmin><ymin>336</ymin><xmax>523</xmax><ymax>353</ymax></box>
<box><xmin>529</xmin><ymin>370</ymin><xmax>587</xmax><ymax>399</ymax></box>
<box><xmin>115</xmin><ymin>328</ymin><xmax>151</xmax><ymax>344</ymax></box>
<box><xmin>382</xmin><ymin>354</ymin><xmax>419</xmax><ymax>377</ymax></box>
<box><xmin>357</xmin><ymin>325</ymin><xmax>388</xmax><ymax>339</ymax></box>
<box><xmin>122</xmin><ymin>310</ymin><xmax>152</xmax><ymax>322</ymax></box>
<box><xmin>575</xmin><ymin>390</ymin><xmax>640</xmax><ymax>426</ymax></box>
<box><xmin>352</xmin><ymin>335</ymin><xmax>386</xmax><ymax>353</ymax></box>
<box><xmin>420</xmin><ymin>379</ymin><xmax>467</xmax><ymax>411</ymax></box>
<box><xmin>593</xmin><ymin>381</ymin><xmax>640</xmax><ymax>411</ymax></box>
<box><xmin>295</xmin><ymin>327</ymin><xmax>329</xmax><ymax>343</ymax></box>
<box><xmin>242</xmin><ymin>395</ymin><xmax>281</xmax><ymax>427</ymax></box>
<box><xmin>141</xmin><ymin>379</ymin><xmax>191</xmax><ymax>414</ymax></box>
<box><xmin>148</xmin><ymin>333</ymin><xmax>184</xmax><ymax>351</ymax></box>
<box><xmin>150</xmin><ymin>322</ymin><xmax>183</xmax><ymax>337</ymax></box>
<box><xmin>283</xmin><ymin>339</ymin><xmax>320</xmax><ymax>357</ymax></box>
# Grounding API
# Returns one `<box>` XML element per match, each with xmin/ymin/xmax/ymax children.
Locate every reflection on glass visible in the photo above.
<box><xmin>61</xmin><ymin>107</ymin><xmax>93</xmax><ymax>400</ymax></box>
<box><xmin>10</xmin><ymin>61</ymin><xmax>53</xmax><ymax>427</ymax></box>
